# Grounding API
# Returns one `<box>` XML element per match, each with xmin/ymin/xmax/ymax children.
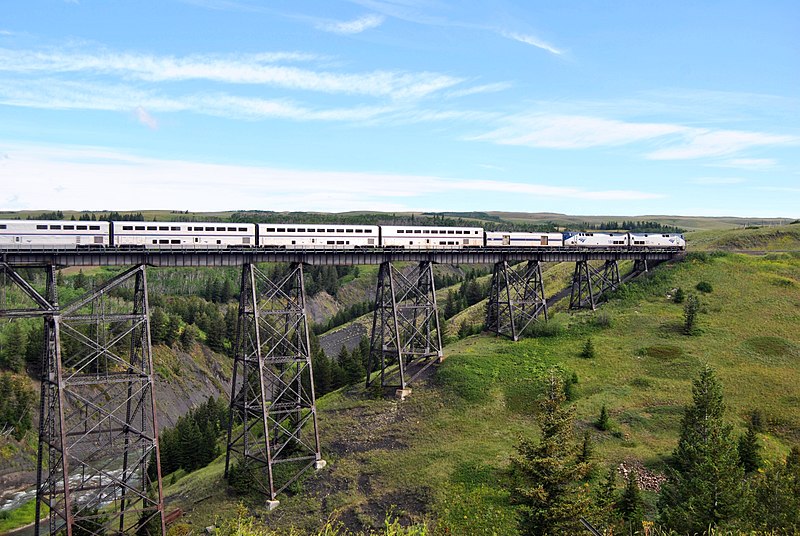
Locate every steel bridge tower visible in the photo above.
<box><xmin>225</xmin><ymin>263</ymin><xmax>324</xmax><ymax>506</ymax></box>
<box><xmin>0</xmin><ymin>263</ymin><xmax>165</xmax><ymax>536</ymax></box>
<box><xmin>485</xmin><ymin>260</ymin><xmax>548</xmax><ymax>341</ymax></box>
<box><xmin>366</xmin><ymin>261</ymin><xmax>442</xmax><ymax>396</ymax></box>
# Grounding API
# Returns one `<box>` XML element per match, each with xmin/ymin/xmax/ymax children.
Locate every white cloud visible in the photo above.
<box><xmin>0</xmin><ymin>143</ymin><xmax>662</xmax><ymax>212</ymax></box>
<box><xmin>472</xmin><ymin>114</ymin><xmax>689</xmax><ymax>149</ymax></box>
<box><xmin>316</xmin><ymin>14</ymin><xmax>385</xmax><ymax>34</ymax></box>
<box><xmin>501</xmin><ymin>31</ymin><xmax>563</xmax><ymax>55</ymax></box>
<box><xmin>0</xmin><ymin>47</ymin><xmax>463</xmax><ymax>100</ymax></box>
<box><xmin>690</xmin><ymin>177</ymin><xmax>746</xmax><ymax>185</ymax></box>
<box><xmin>473</xmin><ymin>113</ymin><xmax>798</xmax><ymax>160</ymax></box>
<box><xmin>447</xmin><ymin>82</ymin><xmax>512</xmax><ymax>99</ymax></box>
<box><xmin>134</xmin><ymin>107</ymin><xmax>159</xmax><ymax>129</ymax></box>
<box><xmin>713</xmin><ymin>158</ymin><xmax>777</xmax><ymax>170</ymax></box>
<box><xmin>646</xmin><ymin>130</ymin><xmax>798</xmax><ymax>160</ymax></box>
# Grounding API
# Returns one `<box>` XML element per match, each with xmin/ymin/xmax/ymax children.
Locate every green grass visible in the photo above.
<box><xmin>0</xmin><ymin>499</ymin><xmax>47</xmax><ymax>533</ymax></box>
<box><xmin>164</xmin><ymin>249</ymin><xmax>800</xmax><ymax>534</ymax></box>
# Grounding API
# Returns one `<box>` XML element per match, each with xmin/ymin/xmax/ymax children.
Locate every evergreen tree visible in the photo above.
<box><xmin>580</xmin><ymin>338</ymin><xmax>595</xmax><ymax>359</ymax></box>
<box><xmin>577</xmin><ymin>430</ymin><xmax>594</xmax><ymax>467</ymax></box>
<box><xmin>149</xmin><ymin>308</ymin><xmax>168</xmax><ymax>345</ymax></box>
<box><xmin>164</xmin><ymin>315</ymin><xmax>181</xmax><ymax>347</ymax></box>
<box><xmin>25</xmin><ymin>323</ymin><xmax>44</xmax><ymax>375</ymax></box>
<box><xmin>657</xmin><ymin>366</ymin><xmax>747</xmax><ymax>532</ymax></box>
<box><xmin>596</xmin><ymin>405</ymin><xmax>610</xmax><ymax>431</ymax></box>
<box><xmin>673</xmin><ymin>287</ymin><xmax>685</xmax><ymax>304</ymax></box>
<box><xmin>683</xmin><ymin>294</ymin><xmax>701</xmax><ymax>335</ymax></box>
<box><xmin>738</xmin><ymin>422</ymin><xmax>761</xmax><ymax>473</ymax></box>
<box><xmin>617</xmin><ymin>471</ymin><xmax>644</xmax><ymax>530</ymax></box>
<box><xmin>593</xmin><ymin>465</ymin><xmax>619</xmax><ymax>528</ymax></box>
<box><xmin>511</xmin><ymin>374</ymin><xmax>591</xmax><ymax>535</ymax></box>
<box><xmin>1</xmin><ymin>322</ymin><xmax>27</xmax><ymax>372</ymax></box>
<box><xmin>750</xmin><ymin>447</ymin><xmax>800</xmax><ymax>532</ymax></box>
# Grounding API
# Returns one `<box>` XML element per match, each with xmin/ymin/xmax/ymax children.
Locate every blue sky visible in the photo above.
<box><xmin>0</xmin><ymin>0</ymin><xmax>798</xmax><ymax>217</ymax></box>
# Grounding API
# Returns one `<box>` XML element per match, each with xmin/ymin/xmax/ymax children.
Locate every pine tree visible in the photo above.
<box><xmin>738</xmin><ymin>422</ymin><xmax>761</xmax><ymax>473</ymax></box>
<box><xmin>1</xmin><ymin>322</ymin><xmax>27</xmax><ymax>372</ymax></box>
<box><xmin>511</xmin><ymin>373</ymin><xmax>591</xmax><ymax>535</ymax></box>
<box><xmin>750</xmin><ymin>446</ymin><xmax>800</xmax><ymax>532</ymax></box>
<box><xmin>617</xmin><ymin>471</ymin><xmax>644</xmax><ymax>530</ymax></box>
<box><xmin>657</xmin><ymin>365</ymin><xmax>747</xmax><ymax>532</ymax></box>
<box><xmin>593</xmin><ymin>465</ymin><xmax>619</xmax><ymax>528</ymax></box>
<box><xmin>683</xmin><ymin>294</ymin><xmax>700</xmax><ymax>335</ymax></box>
<box><xmin>596</xmin><ymin>405</ymin><xmax>610</xmax><ymax>431</ymax></box>
<box><xmin>580</xmin><ymin>338</ymin><xmax>595</xmax><ymax>359</ymax></box>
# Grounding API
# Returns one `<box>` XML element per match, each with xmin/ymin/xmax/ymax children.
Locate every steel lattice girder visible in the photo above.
<box><xmin>33</xmin><ymin>264</ymin><xmax>165</xmax><ymax>536</ymax></box>
<box><xmin>486</xmin><ymin>261</ymin><xmax>548</xmax><ymax>341</ymax></box>
<box><xmin>568</xmin><ymin>260</ymin><xmax>621</xmax><ymax>310</ymax></box>
<box><xmin>225</xmin><ymin>263</ymin><xmax>323</xmax><ymax>501</ymax></box>
<box><xmin>366</xmin><ymin>261</ymin><xmax>443</xmax><ymax>390</ymax></box>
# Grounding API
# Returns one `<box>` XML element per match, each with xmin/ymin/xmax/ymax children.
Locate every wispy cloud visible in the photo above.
<box><xmin>646</xmin><ymin>130</ymin><xmax>797</xmax><ymax>160</ymax></box>
<box><xmin>501</xmin><ymin>31</ymin><xmax>563</xmax><ymax>55</ymax></box>
<box><xmin>0</xmin><ymin>30</ymin><xmax>15</xmax><ymax>36</ymax></box>
<box><xmin>711</xmin><ymin>158</ymin><xmax>777</xmax><ymax>170</ymax></box>
<box><xmin>134</xmin><ymin>106</ymin><xmax>159</xmax><ymax>129</ymax></box>
<box><xmin>0</xmin><ymin>47</ymin><xmax>463</xmax><ymax>100</ymax></box>
<box><xmin>690</xmin><ymin>177</ymin><xmax>746</xmax><ymax>185</ymax></box>
<box><xmin>447</xmin><ymin>82</ymin><xmax>512</xmax><ymax>99</ymax></box>
<box><xmin>472</xmin><ymin>114</ymin><xmax>688</xmax><ymax>149</ymax></box>
<box><xmin>473</xmin><ymin>113</ymin><xmax>798</xmax><ymax>160</ymax></box>
<box><xmin>316</xmin><ymin>14</ymin><xmax>385</xmax><ymax>34</ymax></box>
<box><xmin>0</xmin><ymin>142</ymin><xmax>662</xmax><ymax>212</ymax></box>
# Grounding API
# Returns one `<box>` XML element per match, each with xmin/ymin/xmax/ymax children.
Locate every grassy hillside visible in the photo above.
<box><xmin>687</xmin><ymin>222</ymin><xmax>800</xmax><ymax>251</ymax></box>
<box><xmin>155</xmin><ymin>249</ymin><xmax>800</xmax><ymax>534</ymax></box>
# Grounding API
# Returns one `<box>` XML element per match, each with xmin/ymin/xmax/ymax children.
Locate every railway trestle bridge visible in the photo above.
<box><xmin>0</xmin><ymin>247</ymin><xmax>681</xmax><ymax>535</ymax></box>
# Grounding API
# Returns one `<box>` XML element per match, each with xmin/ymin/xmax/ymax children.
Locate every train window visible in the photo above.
<box><xmin>287</xmin><ymin>228</ymin><xmax>296</xmax><ymax>232</ymax></box>
<box><xmin>239</xmin><ymin>227</ymin><xmax>247</xmax><ymax>232</ymax></box>
<box><xmin>337</xmin><ymin>229</ymin><xmax>345</xmax><ymax>233</ymax></box>
<box><xmin>159</xmin><ymin>239</ymin><xmax>169</xmax><ymax>244</ymax></box>
<box><xmin>447</xmin><ymin>230</ymin><xmax>454</xmax><ymax>234</ymax></box>
<box><xmin>77</xmin><ymin>225</ymin><xmax>88</xmax><ymax>230</ymax></box>
<box><xmin>135</xmin><ymin>226</ymin><xmax>145</xmax><ymax>230</ymax></box>
<box><xmin>398</xmin><ymin>230</ymin><xmax>404</xmax><ymax>233</ymax></box>
<box><xmin>327</xmin><ymin>240</ymin><xmax>335</xmax><ymax>245</ymax></box>
<box><xmin>123</xmin><ymin>226</ymin><xmax>133</xmax><ymax>231</ymax></box>
<box><xmin>455</xmin><ymin>230</ymin><xmax>462</xmax><ymax>234</ymax></box>
<box><xmin>227</xmin><ymin>227</ymin><xmax>236</xmax><ymax>231</ymax></box>
<box><xmin>157</xmin><ymin>226</ymin><xmax>167</xmax><ymax>231</ymax></box>
<box><xmin>171</xmin><ymin>240</ymin><xmax>180</xmax><ymax>244</ymax></box>
<box><xmin>355</xmin><ymin>229</ymin><xmax>363</xmax><ymax>233</ymax></box>
<box><xmin>171</xmin><ymin>227</ymin><xmax>180</xmax><ymax>231</ymax></box>
<box><xmin>205</xmin><ymin>227</ymin><xmax>214</xmax><ymax>231</ymax></box>
<box><xmin>217</xmin><ymin>227</ymin><xmax>225</xmax><ymax>231</ymax></box>
<box><xmin>90</xmin><ymin>226</ymin><xmax>100</xmax><ymax>230</ymax></box>
<box><xmin>266</xmin><ymin>228</ymin><xmax>275</xmax><ymax>232</ymax></box>
<box><xmin>63</xmin><ymin>225</ymin><xmax>74</xmax><ymax>230</ymax></box>
<box><xmin>216</xmin><ymin>240</ymin><xmax>221</xmax><ymax>244</ymax></box>
<box><xmin>423</xmin><ymin>230</ymin><xmax>430</xmax><ymax>234</ymax></box>
<box><xmin>50</xmin><ymin>225</ymin><xmax>62</xmax><ymax>230</ymax></box>
<box><xmin>152</xmin><ymin>240</ymin><xmax>157</xmax><ymax>244</ymax></box>
<box><xmin>414</xmin><ymin>230</ymin><xmax>421</xmax><ymax>234</ymax></box>
<box><xmin>346</xmin><ymin>229</ymin><xmax>353</xmax><ymax>233</ymax></box>
<box><xmin>327</xmin><ymin>229</ymin><xmax>335</xmax><ymax>233</ymax></box>
<box><xmin>365</xmin><ymin>229</ymin><xmax>373</xmax><ymax>233</ymax></box>
<box><xmin>147</xmin><ymin>226</ymin><xmax>156</xmax><ymax>231</ymax></box>
<box><xmin>0</xmin><ymin>224</ymin><xmax>5</xmax><ymax>229</ymax></box>
<box><xmin>337</xmin><ymin>240</ymin><xmax>344</xmax><ymax>244</ymax></box>
<box><xmin>317</xmin><ymin>228</ymin><xmax>325</xmax><ymax>232</ymax></box>
<box><xmin>297</xmin><ymin>228</ymin><xmax>305</xmax><ymax>232</ymax></box>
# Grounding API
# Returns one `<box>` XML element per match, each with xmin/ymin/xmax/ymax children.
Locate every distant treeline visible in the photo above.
<box><xmin>571</xmin><ymin>220</ymin><xmax>685</xmax><ymax>233</ymax></box>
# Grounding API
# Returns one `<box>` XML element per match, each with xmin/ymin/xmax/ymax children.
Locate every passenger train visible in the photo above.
<box><xmin>0</xmin><ymin>220</ymin><xmax>686</xmax><ymax>250</ymax></box>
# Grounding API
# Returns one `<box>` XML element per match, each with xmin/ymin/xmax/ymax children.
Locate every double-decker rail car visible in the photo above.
<box><xmin>380</xmin><ymin>226</ymin><xmax>483</xmax><ymax>249</ymax></box>
<box><xmin>0</xmin><ymin>220</ymin><xmax>109</xmax><ymax>249</ymax></box>
<box><xmin>112</xmin><ymin>222</ymin><xmax>255</xmax><ymax>248</ymax></box>
<box><xmin>563</xmin><ymin>232</ymin><xmax>630</xmax><ymax>248</ymax></box>
<box><xmin>485</xmin><ymin>231</ymin><xmax>564</xmax><ymax>247</ymax></box>
<box><xmin>257</xmin><ymin>224</ymin><xmax>379</xmax><ymax>248</ymax></box>
<box><xmin>629</xmin><ymin>233</ymin><xmax>686</xmax><ymax>249</ymax></box>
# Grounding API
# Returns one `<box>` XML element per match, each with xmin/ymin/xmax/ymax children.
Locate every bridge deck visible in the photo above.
<box><xmin>1</xmin><ymin>247</ymin><xmax>684</xmax><ymax>267</ymax></box>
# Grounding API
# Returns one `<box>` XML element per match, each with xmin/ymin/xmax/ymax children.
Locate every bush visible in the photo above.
<box><xmin>673</xmin><ymin>287</ymin><xmax>685</xmax><ymax>303</ymax></box>
<box><xmin>580</xmin><ymin>339</ymin><xmax>596</xmax><ymax>359</ymax></box>
<box><xmin>596</xmin><ymin>405</ymin><xmax>610</xmax><ymax>431</ymax></box>
<box><xmin>695</xmin><ymin>281</ymin><xmax>713</xmax><ymax>293</ymax></box>
<box><xmin>523</xmin><ymin>316</ymin><xmax>564</xmax><ymax>338</ymax></box>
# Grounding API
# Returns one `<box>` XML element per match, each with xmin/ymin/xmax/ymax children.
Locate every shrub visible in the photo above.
<box><xmin>695</xmin><ymin>281</ymin><xmax>713</xmax><ymax>293</ymax></box>
<box><xmin>580</xmin><ymin>338</ymin><xmax>596</xmax><ymax>359</ymax></box>
<box><xmin>673</xmin><ymin>287</ymin><xmax>685</xmax><ymax>303</ymax></box>
<box><xmin>596</xmin><ymin>405</ymin><xmax>610</xmax><ymax>431</ymax></box>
